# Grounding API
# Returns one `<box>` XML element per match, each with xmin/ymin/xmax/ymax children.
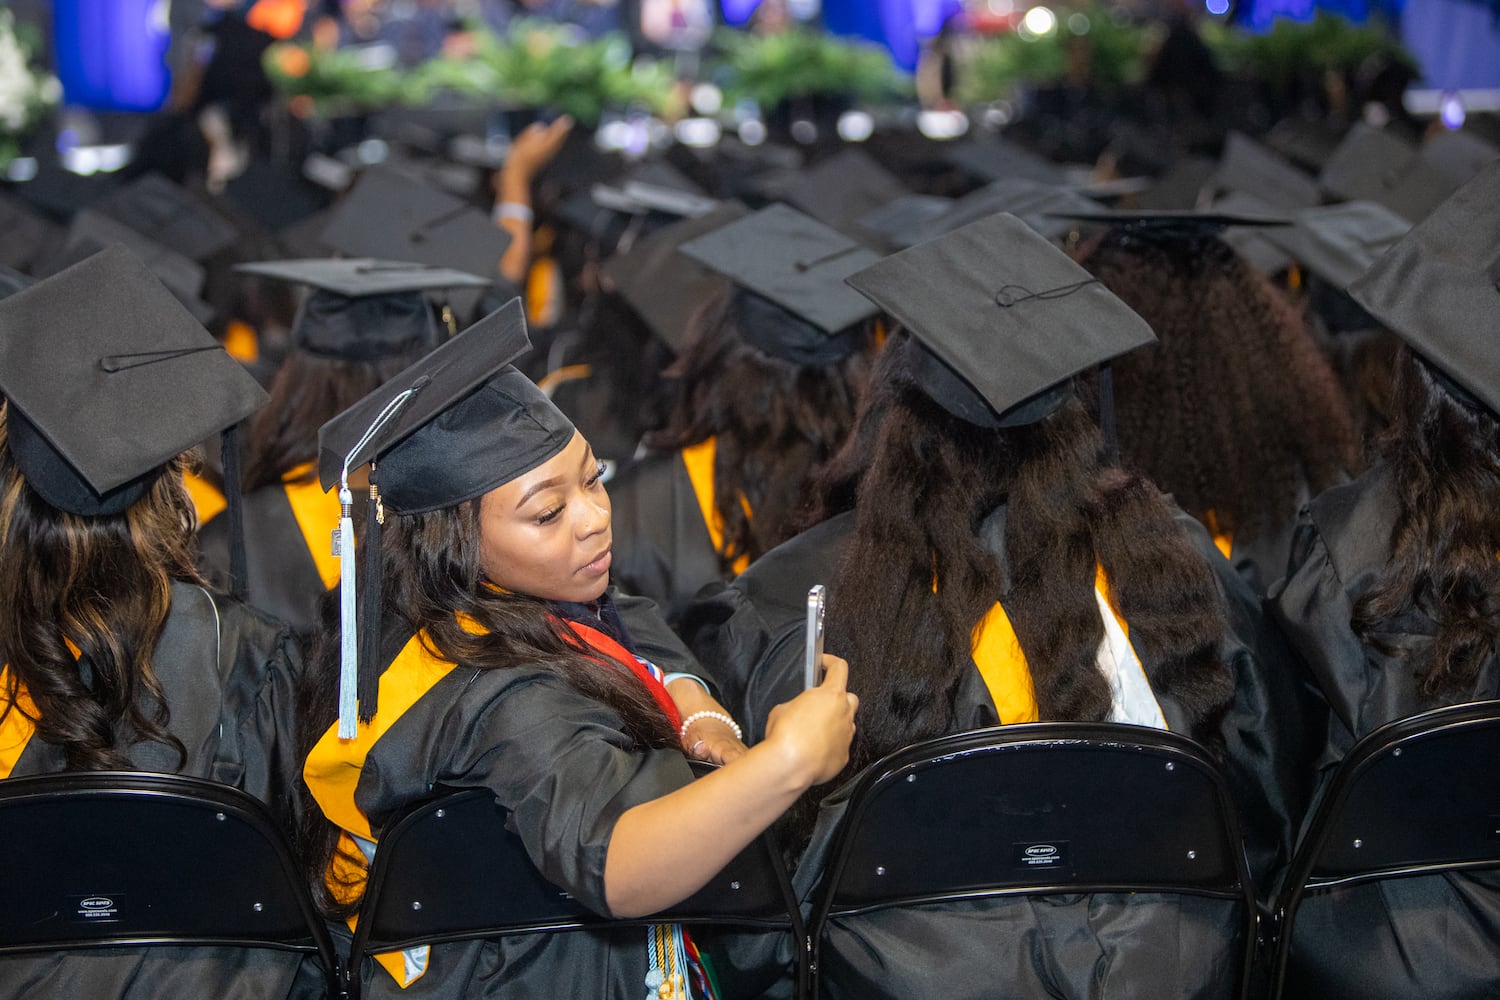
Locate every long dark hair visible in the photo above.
<box><xmin>242</xmin><ymin>350</ymin><xmax>420</xmax><ymax>490</ymax></box>
<box><xmin>1080</xmin><ymin>234</ymin><xmax>1359</xmax><ymax>544</ymax></box>
<box><xmin>1353</xmin><ymin>348</ymin><xmax>1500</xmax><ymax>697</ymax></box>
<box><xmin>798</xmin><ymin>342</ymin><xmax>1232</xmax><ymax>836</ymax></box>
<box><xmin>645</xmin><ymin>287</ymin><xmax>876</xmax><ymax>574</ymax></box>
<box><xmin>298</xmin><ymin>497</ymin><xmax>681</xmax><ymax>915</ymax></box>
<box><xmin>0</xmin><ymin>410</ymin><xmax>194</xmax><ymax>771</ymax></box>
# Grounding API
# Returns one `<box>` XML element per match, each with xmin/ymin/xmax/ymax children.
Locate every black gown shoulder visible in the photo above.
<box><xmin>607</xmin><ymin>451</ymin><xmax>723</xmax><ymax>627</ymax></box>
<box><xmin>0</xmin><ymin>581</ymin><xmax>316</xmax><ymax>999</ymax></box>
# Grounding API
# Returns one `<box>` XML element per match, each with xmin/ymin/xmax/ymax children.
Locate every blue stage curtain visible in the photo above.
<box><xmin>53</xmin><ymin>0</ymin><xmax>172</xmax><ymax>112</ymax></box>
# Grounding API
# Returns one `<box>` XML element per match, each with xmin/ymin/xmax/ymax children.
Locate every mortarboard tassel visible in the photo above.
<box><xmin>335</xmin><ymin>385</ymin><xmax>424</xmax><ymax>740</ymax></box>
<box><xmin>337</xmin><ymin>482</ymin><xmax>359</xmax><ymax>738</ymax></box>
<box><xmin>357</xmin><ymin>464</ymin><xmax>384</xmax><ymax>724</ymax></box>
<box><xmin>221</xmin><ymin>422</ymin><xmax>249</xmax><ymax>602</ymax></box>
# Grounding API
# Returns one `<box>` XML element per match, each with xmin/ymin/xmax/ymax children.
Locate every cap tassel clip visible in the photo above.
<box><xmin>335</xmin><ymin>385</ymin><xmax>424</xmax><ymax>740</ymax></box>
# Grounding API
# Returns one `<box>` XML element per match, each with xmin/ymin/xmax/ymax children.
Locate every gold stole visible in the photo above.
<box><xmin>680</xmin><ymin>437</ymin><xmax>752</xmax><ymax>575</ymax></box>
<box><xmin>1202</xmin><ymin>510</ymin><xmax>1234</xmax><ymax>561</ymax></box>
<box><xmin>281</xmin><ymin>463</ymin><xmax>343</xmax><ymax>589</ymax></box>
<box><xmin>0</xmin><ymin>637</ymin><xmax>83</xmax><ymax>779</ymax></box>
<box><xmin>968</xmin><ymin>566</ymin><xmax>1131</xmax><ymax>724</ymax></box>
<box><xmin>303</xmin><ymin>629</ymin><xmax>461</xmax><ymax>987</ymax></box>
<box><xmin>0</xmin><ymin>668</ymin><xmax>37</xmax><ymax>780</ymax></box>
<box><xmin>183</xmin><ymin>469</ymin><xmax>227</xmax><ymax>524</ymax></box>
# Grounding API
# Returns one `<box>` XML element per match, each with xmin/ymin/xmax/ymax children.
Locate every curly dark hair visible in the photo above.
<box><xmin>0</xmin><ymin>409</ymin><xmax>196</xmax><ymax>771</ymax></box>
<box><xmin>1079</xmin><ymin>233</ymin><xmax>1359</xmax><ymax>545</ymax></box>
<box><xmin>296</xmin><ymin>497</ymin><xmax>681</xmax><ymax>916</ymax></box>
<box><xmin>1353</xmin><ymin>348</ymin><xmax>1500</xmax><ymax>698</ymax></box>
<box><xmin>793</xmin><ymin>340</ymin><xmax>1234</xmax><ymax>839</ymax></box>
<box><xmin>645</xmin><ymin>286</ymin><xmax>877</xmax><ymax>576</ymax></box>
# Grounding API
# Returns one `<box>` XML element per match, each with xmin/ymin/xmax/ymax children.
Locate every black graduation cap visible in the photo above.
<box><xmin>945</xmin><ymin>135</ymin><xmax>1066</xmax><ymax>186</ymax></box>
<box><xmin>845</xmin><ymin>212</ymin><xmax>1157</xmax><ymax>427</ymax></box>
<box><xmin>857</xmin><ymin>194</ymin><xmax>954</xmax><ymax>250</ymax></box>
<box><xmin>913</xmin><ymin>178</ymin><xmax>1105</xmax><ymax>245</ymax></box>
<box><xmin>235</xmin><ymin>259</ymin><xmax>493</xmax><ymax>360</ymax></box>
<box><xmin>0</xmin><ymin>265</ymin><xmax>33</xmax><ymax>300</ymax></box>
<box><xmin>1371</xmin><ymin>129</ymin><xmax>1500</xmax><ymax>224</ymax></box>
<box><xmin>1349</xmin><ymin>160</ymin><xmax>1500</xmax><ymax>414</ymax></box>
<box><xmin>677</xmin><ymin>204</ymin><xmax>882</xmax><ymax>338</ymax></box>
<box><xmin>317</xmin><ymin>297</ymin><xmax>568</xmax><ymax>511</ymax></box>
<box><xmin>0</xmin><ymin>193</ymin><xmax>66</xmax><ymax>272</ymax></box>
<box><xmin>600</xmin><ymin>202</ymin><xmax>751</xmax><ymax>352</ymax></box>
<box><xmin>316</xmin><ymin>297</ymin><xmax>571</xmax><ymax>735</ymax></box>
<box><xmin>775</xmin><ymin>148</ymin><xmax>911</xmax><ymax>239</ymax></box>
<box><xmin>219</xmin><ymin>160</ymin><xmax>337</xmax><ymax>235</ymax></box>
<box><xmin>0</xmin><ymin>245</ymin><xmax>266</xmax><ymax>516</ymax></box>
<box><xmin>1258</xmin><ymin>201</ymin><xmax>1411</xmax><ymax>290</ymax></box>
<box><xmin>1215</xmin><ymin>132</ymin><xmax>1322</xmax><ymax>210</ymax></box>
<box><xmin>555</xmin><ymin>160</ymin><xmax>718</xmax><ymax>253</ymax></box>
<box><xmin>1263</xmin><ymin>117</ymin><xmax>1346</xmax><ymax>173</ymax></box>
<box><xmin>1318</xmin><ymin>123</ymin><xmax>1417</xmax><ymax>204</ymax></box>
<box><xmin>91</xmin><ymin>173</ymin><xmax>240</xmax><ymax>263</ymax></box>
<box><xmin>47</xmin><ymin>210</ymin><xmax>215</xmax><ymax>326</ymax></box>
<box><xmin>1208</xmin><ymin>192</ymin><xmax>1296</xmax><ymax>274</ymax></box>
<box><xmin>1418</xmin><ymin>128</ymin><xmax>1500</xmax><ymax>186</ymax></box>
<box><xmin>1132</xmin><ymin>156</ymin><xmax>1218</xmax><ymax>211</ymax></box>
<box><xmin>320</xmin><ymin>165</ymin><xmax>512</xmax><ymax>282</ymax></box>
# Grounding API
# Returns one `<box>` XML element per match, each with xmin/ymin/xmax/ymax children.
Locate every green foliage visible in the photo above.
<box><xmin>265</xmin><ymin>23</ymin><xmax>672</xmax><ymax>124</ymax></box>
<box><xmin>263</xmin><ymin>43</ymin><xmax>415</xmax><ymax>114</ymax></box>
<box><xmin>475</xmin><ymin>20</ymin><xmax>672</xmax><ymax>124</ymax></box>
<box><xmin>955</xmin><ymin>8</ymin><xmax>1153</xmax><ymax>105</ymax></box>
<box><xmin>714</xmin><ymin>27</ymin><xmax>910</xmax><ymax>109</ymax></box>
<box><xmin>1202</xmin><ymin>12</ymin><xmax>1419</xmax><ymax>85</ymax></box>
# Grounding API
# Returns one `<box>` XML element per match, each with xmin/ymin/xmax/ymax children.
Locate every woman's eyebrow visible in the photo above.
<box><xmin>515</xmin><ymin>476</ymin><xmax>565</xmax><ymax>509</ymax></box>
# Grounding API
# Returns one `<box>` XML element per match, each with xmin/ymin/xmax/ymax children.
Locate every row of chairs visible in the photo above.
<box><xmin>1</xmin><ymin>700</ymin><xmax>1497</xmax><ymax>999</ymax></box>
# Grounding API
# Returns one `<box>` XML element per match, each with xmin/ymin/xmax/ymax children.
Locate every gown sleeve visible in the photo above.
<box><xmin>359</xmin><ymin>667</ymin><xmax>696</xmax><ymax>917</ymax></box>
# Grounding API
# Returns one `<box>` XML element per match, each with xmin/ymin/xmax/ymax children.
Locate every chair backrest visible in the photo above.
<box><xmin>0</xmin><ymin>770</ymin><xmax>343</xmax><ymax>999</ymax></box>
<box><xmin>807</xmin><ymin>723</ymin><xmax>1257</xmax><ymax>997</ymax></box>
<box><xmin>350</xmin><ymin>780</ymin><xmax>804</xmax><ymax>995</ymax></box>
<box><xmin>1270</xmin><ymin>699</ymin><xmax>1500</xmax><ymax>997</ymax></box>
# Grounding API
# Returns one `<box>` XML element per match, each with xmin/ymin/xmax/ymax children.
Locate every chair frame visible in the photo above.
<box><xmin>805</xmin><ymin>722</ymin><xmax>1259</xmax><ymax>1000</ymax></box>
<box><xmin>347</xmin><ymin>782</ymin><xmax>806</xmax><ymax>1000</ymax></box>
<box><xmin>0</xmin><ymin>770</ymin><xmax>344</xmax><ymax>1000</ymax></box>
<box><xmin>1267</xmin><ymin>699</ymin><xmax>1500</xmax><ymax>999</ymax></box>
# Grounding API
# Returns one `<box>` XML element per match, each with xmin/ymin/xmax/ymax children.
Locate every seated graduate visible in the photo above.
<box><xmin>608</xmin><ymin>205</ymin><xmax>882</xmax><ymax>627</ymax></box>
<box><xmin>299</xmin><ymin>298</ymin><xmax>857</xmax><ymax>999</ymax></box>
<box><xmin>1267</xmin><ymin>162</ymin><xmax>1500</xmax><ymax>1000</ymax></box>
<box><xmin>199</xmin><ymin>259</ymin><xmax>491</xmax><ymax>637</ymax></box>
<box><xmin>0</xmin><ymin>246</ymin><xmax>316</xmax><ymax>998</ymax></box>
<box><xmin>1073</xmin><ymin>210</ymin><xmax>1360</xmax><ymax>594</ymax></box>
<box><xmin>684</xmin><ymin>214</ymin><xmax>1318</xmax><ymax>1000</ymax></box>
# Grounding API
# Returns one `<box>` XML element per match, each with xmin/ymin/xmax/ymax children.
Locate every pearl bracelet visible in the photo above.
<box><xmin>679</xmin><ymin>710</ymin><xmax>742</xmax><ymax>743</ymax></box>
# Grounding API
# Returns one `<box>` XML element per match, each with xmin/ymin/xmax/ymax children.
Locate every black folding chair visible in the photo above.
<box><xmin>347</xmin><ymin>769</ymin><xmax>805</xmax><ymax>999</ymax></box>
<box><xmin>0</xmin><ymin>770</ymin><xmax>344</xmax><ymax>1000</ymax></box>
<box><xmin>805</xmin><ymin>723</ymin><xmax>1259</xmax><ymax>1000</ymax></box>
<box><xmin>1268</xmin><ymin>700</ymin><xmax>1500</xmax><ymax>1000</ymax></box>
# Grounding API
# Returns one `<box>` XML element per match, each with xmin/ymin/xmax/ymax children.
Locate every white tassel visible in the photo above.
<box><xmin>337</xmin><ymin>484</ymin><xmax>359</xmax><ymax>739</ymax></box>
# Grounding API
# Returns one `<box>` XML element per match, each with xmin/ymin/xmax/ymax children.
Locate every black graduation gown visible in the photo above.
<box><xmin>200</xmin><ymin>483</ymin><xmax>331</xmax><ymax>638</ymax></box>
<box><xmin>0</xmin><ymin>582</ymin><xmax>317</xmax><ymax>1000</ymax></box>
<box><xmin>608</xmin><ymin>452</ymin><xmax>723</xmax><ymax>628</ymax></box>
<box><xmin>682</xmin><ymin>509</ymin><xmax>1318</xmax><ymax>1000</ymax></box>
<box><xmin>310</xmin><ymin>591</ymin><xmax>704</xmax><ymax>1000</ymax></box>
<box><xmin>1268</xmin><ymin>462</ymin><xmax>1500</xmax><ymax>999</ymax></box>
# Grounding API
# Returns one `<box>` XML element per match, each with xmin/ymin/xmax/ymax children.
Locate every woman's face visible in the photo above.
<box><xmin>478</xmin><ymin>430</ymin><xmax>613</xmax><ymax>604</ymax></box>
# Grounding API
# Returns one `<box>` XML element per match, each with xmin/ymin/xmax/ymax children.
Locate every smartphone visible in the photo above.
<box><xmin>804</xmin><ymin>584</ymin><xmax>827</xmax><ymax>690</ymax></box>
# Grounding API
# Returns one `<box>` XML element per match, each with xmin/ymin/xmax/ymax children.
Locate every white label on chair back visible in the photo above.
<box><xmin>71</xmin><ymin>894</ymin><xmax>123</xmax><ymax>923</ymax></box>
<box><xmin>1013</xmin><ymin>842</ymin><xmax>1070</xmax><ymax>869</ymax></box>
